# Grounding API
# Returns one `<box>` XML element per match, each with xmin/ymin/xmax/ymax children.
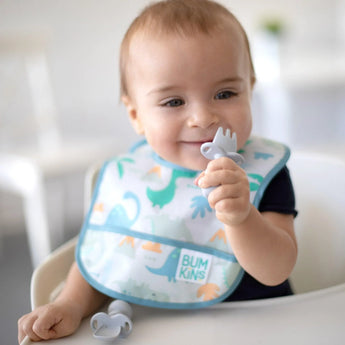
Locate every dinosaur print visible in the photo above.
<box><xmin>197</xmin><ymin>283</ymin><xmax>220</xmax><ymax>301</ymax></box>
<box><xmin>208</xmin><ymin>229</ymin><xmax>228</xmax><ymax>251</ymax></box>
<box><xmin>113</xmin><ymin>157</ymin><xmax>135</xmax><ymax>179</ymax></box>
<box><xmin>146</xmin><ymin>169</ymin><xmax>197</xmax><ymax>208</ymax></box>
<box><xmin>147</xmin><ymin>165</ymin><xmax>162</xmax><ymax>178</ymax></box>
<box><xmin>146</xmin><ymin>248</ymin><xmax>181</xmax><ymax>282</ymax></box>
<box><xmin>93</xmin><ymin>202</ymin><xmax>104</xmax><ymax>213</ymax></box>
<box><xmin>142</xmin><ymin>241</ymin><xmax>162</xmax><ymax>253</ymax></box>
<box><xmin>119</xmin><ymin>236</ymin><xmax>135</xmax><ymax>248</ymax></box>
<box><xmin>106</xmin><ymin>191</ymin><xmax>140</xmax><ymax>228</ymax></box>
<box><xmin>142</xmin><ymin>165</ymin><xmax>162</xmax><ymax>184</ymax></box>
<box><xmin>210</xmin><ymin>229</ymin><xmax>227</xmax><ymax>244</ymax></box>
<box><xmin>254</xmin><ymin>152</ymin><xmax>274</xmax><ymax>160</ymax></box>
<box><xmin>190</xmin><ymin>196</ymin><xmax>212</xmax><ymax>219</ymax></box>
<box><xmin>247</xmin><ymin>173</ymin><xmax>264</xmax><ymax>192</ymax></box>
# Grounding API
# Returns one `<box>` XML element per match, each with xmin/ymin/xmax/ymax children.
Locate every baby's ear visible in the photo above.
<box><xmin>121</xmin><ymin>95</ymin><xmax>144</xmax><ymax>135</ymax></box>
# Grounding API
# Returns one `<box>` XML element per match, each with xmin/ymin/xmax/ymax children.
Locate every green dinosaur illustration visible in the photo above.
<box><xmin>146</xmin><ymin>169</ymin><xmax>197</xmax><ymax>208</ymax></box>
<box><xmin>113</xmin><ymin>157</ymin><xmax>135</xmax><ymax>178</ymax></box>
<box><xmin>248</xmin><ymin>173</ymin><xmax>264</xmax><ymax>191</ymax></box>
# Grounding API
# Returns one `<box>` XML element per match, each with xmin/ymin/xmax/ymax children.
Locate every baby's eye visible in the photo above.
<box><xmin>215</xmin><ymin>90</ymin><xmax>236</xmax><ymax>100</ymax></box>
<box><xmin>162</xmin><ymin>98</ymin><xmax>185</xmax><ymax>107</ymax></box>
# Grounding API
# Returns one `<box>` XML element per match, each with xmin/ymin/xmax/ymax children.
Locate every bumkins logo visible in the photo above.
<box><xmin>175</xmin><ymin>249</ymin><xmax>212</xmax><ymax>285</ymax></box>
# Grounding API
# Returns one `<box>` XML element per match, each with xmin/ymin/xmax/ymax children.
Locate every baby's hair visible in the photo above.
<box><xmin>120</xmin><ymin>0</ymin><xmax>256</xmax><ymax>97</ymax></box>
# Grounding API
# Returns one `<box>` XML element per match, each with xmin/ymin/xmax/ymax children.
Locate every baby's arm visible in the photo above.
<box><xmin>197</xmin><ymin>157</ymin><xmax>297</xmax><ymax>286</ymax></box>
<box><xmin>18</xmin><ymin>262</ymin><xmax>108</xmax><ymax>343</ymax></box>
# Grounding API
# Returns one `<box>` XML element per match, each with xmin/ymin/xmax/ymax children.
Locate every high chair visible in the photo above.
<box><xmin>21</xmin><ymin>151</ymin><xmax>345</xmax><ymax>345</ymax></box>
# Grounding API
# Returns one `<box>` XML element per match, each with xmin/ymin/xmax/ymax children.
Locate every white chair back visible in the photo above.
<box><xmin>289</xmin><ymin>152</ymin><xmax>345</xmax><ymax>293</ymax></box>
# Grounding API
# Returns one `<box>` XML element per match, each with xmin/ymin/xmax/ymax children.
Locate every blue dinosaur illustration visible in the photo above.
<box><xmin>146</xmin><ymin>248</ymin><xmax>181</xmax><ymax>282</ymax></box>
<box><xmin>146</xmin><ymin>169</ymin><xmax>197</xmax><ymax>208</ymax></box>
<box><xmin>190</xmin><ymin>196</ymin><xmax>212</xmax><ymax>219</ymax></box>
<box><xmin>254</xmin><ymin>152</ymin><xmax>274</xmax><ymax>160</ymax></box>
<box><xmin>106</xmin><ymin>191</ymin><xmax>140</xmax><ymax>228</ymax></box>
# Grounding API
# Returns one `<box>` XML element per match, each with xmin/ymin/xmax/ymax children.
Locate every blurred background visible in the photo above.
<box><xmin>1</xmin><ymin>0</ymin><xmax>345</xmax><ymax>344</ymax></box>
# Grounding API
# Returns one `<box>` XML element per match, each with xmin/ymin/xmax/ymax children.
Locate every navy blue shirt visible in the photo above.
<box><xmin>224</xmin><ymin>166</ymin><xmax>297</xmax><ymax>301</ymax></box>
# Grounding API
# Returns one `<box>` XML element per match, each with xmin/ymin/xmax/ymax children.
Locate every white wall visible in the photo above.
<box><xmin>0</xmin><ymin>0</ymin><xmax>142</xmax><ymax>147</ymax></box>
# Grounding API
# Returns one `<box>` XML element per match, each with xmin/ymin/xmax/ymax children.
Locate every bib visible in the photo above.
<box><xmin>76</xmin><ymin>137</ymin><xmax>290</xmax><ymax>309</ymax></box>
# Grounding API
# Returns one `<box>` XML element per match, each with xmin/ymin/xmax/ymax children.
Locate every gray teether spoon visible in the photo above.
<box><xmin>200</xmin><ymin>127</ymin><xmax>244</xmax><ymax>198</ymax></box>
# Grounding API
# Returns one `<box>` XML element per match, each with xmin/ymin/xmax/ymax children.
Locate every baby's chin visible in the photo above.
<box><xmin>157</xmin><ymin>147</ymin><xmax>209</xmax><ymax>171</ymax></box>
<box><xmin>175</xmin><ymin>157</ymin><xmax>209</xmax><ymax>172</ymax></box>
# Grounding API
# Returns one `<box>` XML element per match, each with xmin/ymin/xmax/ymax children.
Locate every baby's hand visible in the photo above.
<box><xmin>18</xmin><ymin>300</ymin><xmax>82</xmax><ymax>343</ymax></box>
<box><xmin>197</xmin><ymin>157</ymin><xmax>251</xmax><ymax>226</ymax></box>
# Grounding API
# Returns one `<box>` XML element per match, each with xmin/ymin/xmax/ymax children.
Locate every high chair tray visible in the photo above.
<box><xmin>22</xmin><ymin>284</ymin><xmax>345</xmax><ymax>345</ymax></box>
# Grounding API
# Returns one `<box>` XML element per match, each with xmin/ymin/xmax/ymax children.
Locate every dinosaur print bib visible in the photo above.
<box><xmin>76</xmin><ymin>137</ymin><xmax>290</xmax><ymax>309</ymax></box>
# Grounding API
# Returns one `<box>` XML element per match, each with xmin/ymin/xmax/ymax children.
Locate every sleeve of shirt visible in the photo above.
<box><xmin>258</xmin><ymin>166</ymin><xmax>298</xmax><ymax>217</ymax></box>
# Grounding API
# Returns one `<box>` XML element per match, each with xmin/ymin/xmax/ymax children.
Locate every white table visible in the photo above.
<box><xmin>22</xmin><ymin>284</ymin><xmax>345</xmax><ymax>345</ymax></box>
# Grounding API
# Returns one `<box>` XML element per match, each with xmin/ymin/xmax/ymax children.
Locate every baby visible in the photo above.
<box><xmin>18</xmin><ymin>0</ymin><xmax>297</xmax><ymax>342</ymax></box>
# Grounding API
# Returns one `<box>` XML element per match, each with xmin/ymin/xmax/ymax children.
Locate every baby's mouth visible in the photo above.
<box><xmin>181</xmin><ymin>140</ymin><xmax>210</xmax><ymax>147</ymax></box>
<box><xmin>181</xmin><ymin>137</ymin><xmax>214</xmax><ymax>145</ymax></box>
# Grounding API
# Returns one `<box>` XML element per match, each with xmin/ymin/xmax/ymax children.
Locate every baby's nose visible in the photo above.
<box><xmin>187</xmin><ymin>106</ymin><xmax>219</xmax><ymax>128</ymax></box>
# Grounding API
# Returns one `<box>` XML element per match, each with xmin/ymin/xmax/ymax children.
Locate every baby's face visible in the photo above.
<box><xmin>123</xmin><ymin>24</ymin><xmax>253</xmax><ymax>171</ymax></box>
